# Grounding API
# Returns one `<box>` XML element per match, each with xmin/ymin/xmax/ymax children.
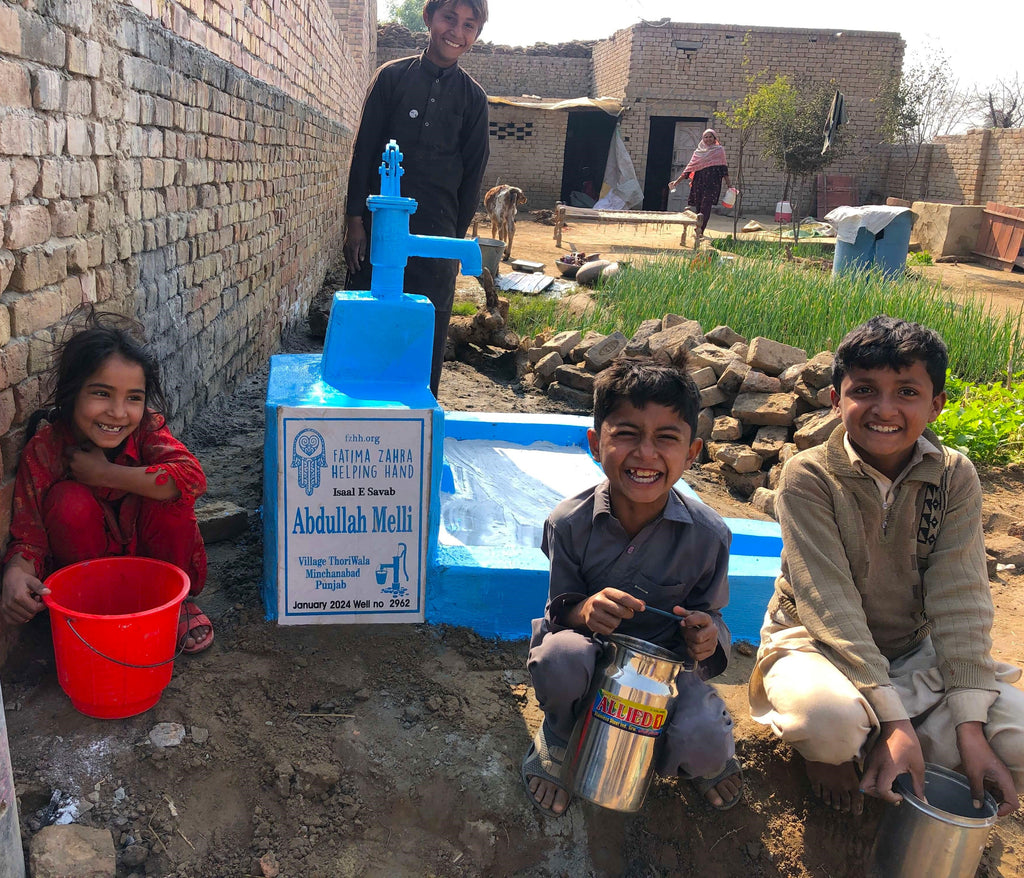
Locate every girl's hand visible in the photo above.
<box><xmin>677</xmin><ymin>609</ymin><xmax>718</xmax><ymax>661</ymax></box>
<box><xmin>957</xmin><ymin>721</ymin><xmax>1019</xmax><ymax>816</ymax></box>
<box><xmin>1</xmin><ymin>562</ymin><xmax>49</xmax><ymax>625</ymax></box>
<box><xmin>67</xmin><ymin>443</ymin><xmax>113</xmax><ymax>486</ymax></box>
<box><xmin>568</xmin><ymin>588</ymin><xmax>644</xmax><ymax>635</ymax></box>
<box><xmin>860</xmin><ymin>719</ymin><xmax>926</xmax><ymax>804</ymax></box>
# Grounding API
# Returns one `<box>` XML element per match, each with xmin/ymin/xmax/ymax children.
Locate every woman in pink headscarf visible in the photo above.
<box><xmin>670</xmin><ymin>129</ymin><xmax>733</xmax><ymax>241</ymax></box>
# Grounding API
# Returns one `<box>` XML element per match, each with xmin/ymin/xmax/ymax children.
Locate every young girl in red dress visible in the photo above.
<box><xmin>0</xmin><ymin>310</ymin><xmax>213</xmax><ymax>653</ymax></box>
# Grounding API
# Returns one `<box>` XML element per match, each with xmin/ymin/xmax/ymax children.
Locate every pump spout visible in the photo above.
<box><xmin>408</xmin><ymin>234</ymin><xmax>482</xmax><ymax>277</ymax></box>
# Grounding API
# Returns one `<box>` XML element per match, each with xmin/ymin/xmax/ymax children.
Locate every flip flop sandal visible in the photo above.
<box><xmin>521</xmin><ymin>726</ymin><xmax>572</xmax><ymax>818</ymax></box>
<box><xmin>177</xmin><ymin>599</ymin><xmax>214</xmax><ymax>655</ymax></box>
<box><xmin>691</xmin><ymin>756</ymin><xmax>744</xmax><ymax>811</ymax></box>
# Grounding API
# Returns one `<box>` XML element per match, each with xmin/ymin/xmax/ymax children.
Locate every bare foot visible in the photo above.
<box><xmin>806</xmin><ymin>760</ymin><xmax>863</xmax><ymax>814</ymax></box>
<box><xmin>527</xmin><ymin>774</ymin><xmax>571</xmax><ymax>815</ymax></box>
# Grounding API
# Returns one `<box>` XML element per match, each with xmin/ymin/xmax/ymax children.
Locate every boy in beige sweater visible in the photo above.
<box><xmin>749</xmin><ymin>316</ymin><xmax>1023</xmax><ymax>816</ymax></box>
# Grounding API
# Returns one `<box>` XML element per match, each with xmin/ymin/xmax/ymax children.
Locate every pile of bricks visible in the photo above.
<box><xmin>522</xmin><ymin>316</ymin><xmax>842</xmax><ymax>515</ymax></box>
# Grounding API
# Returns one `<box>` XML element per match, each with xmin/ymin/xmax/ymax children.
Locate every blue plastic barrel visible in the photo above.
<box><xmin>872</xmin><ymin>210</ymin><xmax>914</xmax><ymax>279</ymax></box>
<box><xmin>832</xmin><ymin>225</ymin><xmax>876</xmax><ymax>274</ymax></box>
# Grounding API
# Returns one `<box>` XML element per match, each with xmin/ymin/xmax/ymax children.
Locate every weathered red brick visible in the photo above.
<box><xmin>0</xmin><ymin>60</ymin><xmax>31</xmax><ymax>107</ymax></box>
<box><xmin>8</xmin><ymin>286</ymin><xmax>64</xmax><ymax>336</ymax></box>
<box><xmin>0</xmin><ymin>388</ymin><xmax>16</xmax><ymax>435</ymax></box>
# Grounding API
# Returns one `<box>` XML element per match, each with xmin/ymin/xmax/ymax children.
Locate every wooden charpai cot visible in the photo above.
<box><xmin>553</xmin><ymin>203</ymin><xmax>698</xmax><ymax>248</ymax></box>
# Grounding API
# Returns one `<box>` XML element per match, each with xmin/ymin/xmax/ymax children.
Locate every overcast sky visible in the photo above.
<box><xmin>380</xmin><ymin>0</ymin><xmax>1019</xmax><ymax>92</ymax></box>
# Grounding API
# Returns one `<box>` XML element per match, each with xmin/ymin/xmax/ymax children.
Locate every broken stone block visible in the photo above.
<box><xmin>709</xmin><ymin>442</ymin><xmax>763</xmax><ymax>474</ymax></box>
<box><xmin>31</xmin><ymin>825</ymin><xmax>116</xmax><ymax>878</ymax></box>
<box><xmin>717</xmin><ymin>360</ymin><xmax>750</xmax><ymax>395</ymax></box>
<box><xmin>539</xmin><ymin>330</ymin><xmax>581</xmax><ymax>359</ymax></box>
<box><xmin>696</xmin><ymin>407</ymin><xmax>714</xmax><ymax>449</ymax></box>
<box><xmin>662</xmin><ymin>313</ymin><xmax>700</xmax><ymax>331</ymax></box>
<box><xmin>534</xmin><ymin>350</ymin><xmax>563</xmax><ymax>382</ymax></box>
<box><xmin>295</xmin><ymin>762</ymin><xmax>341</xmax><ymax>795</ymax></box>
<box><xmin>730</xmin><ymin>341</ymin><xmax>749</xmax><ymax>360</ymax></box>
<box><xmin>751</xmin><ymin>487</ymin><xmax>776</xmax><ymax>518</ymax></box>
<box><xmin>691</xmin><ymin>366</ymin><xmax>718</xmax><ymax>390</ymax></box>
<box><xmin>779</xmin><ymin>442</ymin><xmax>799</xmax><ymax>465</ymax></box>
<box><xmin>732</xmin><ymin>392</ymin><xmax>799</xmax><ymax>427</ymax></box>
<box><xmin>688</xmin><ymin>342</ymin><xmax>738</xmax><ymax>376</ymax></box>
<box><xmin>720</xmin><ymin>465</ymin><xmax>768</xmax><ymax>497</ymax></box>
<box><xmin>699</xmin><ymin>385</ymin><xmax>728</xmax><ymax>408</ymax></box>
<box><xmin>747</xmin><ymin>337</ymin><xmax>807</xmax><ymax>376</ymax></box>
<box><xmin>711</xmin><ymin>416</ymin><xmax>743</xmax><ymax>441</ymax></box>
<box><xmin>801</xmin><ymin>351</ymin><xmax>834</xmax><ymax>389</ymax></box>
<box><xmin>768</xmin><ymin>462</ymin><xmax>784</xmax><ymax>489</ymax></box>
<box><xmin>624</xmin><ymin>318</ymin><xmax>662</xmax><ymax>356</ymax></box>
<box><xmin>569</xmin><ymin>330</ymin><xmax>606</xmax><ymax>364</ymax></box>
<box><xmin>751</xmin><ymin>425</ymin><xmax>790</xmax><ymax>460</ymax></box>
<box><xmin>793</xmin><ymin>376</ymin><xmax>822</xmax><ymax>406</ymax></box>
<box><xmin>705</xmin><ymin>325</ymin><xmax>746</xmax><ymax>348</ymax></box>
<box><xmin>986</xmin><ymin>534</ymin><xmax>1024</xmax><ymax>568</ymax></box>
<box><xmin>648</xmin><ymin>320</ymin><xmax>704</xmax><ymax>364</ymax></box>
<box><xmin>197</xmin><ymin>499</ymin><xmax>248</xmax><ymax>545</ymax></box>
<box><xmin>778</xmin><ymin>362</ymin><xmax>804</xmax><ymax>392</ymax></box>
<box><xmin>794</xmin><ymin>410</ymin><xmax>841</xmax><ymax>449</ymax></box>
<box><xmin>547</xmin><ymin>382</ymin><xmax>592</xmax><ymax>408</ymax></box>
<box><xmin>584</xmin><ymin>330</ymin><xmax>627</xmax><ymax>372</ymax></box>
<box><xmin>553</xmin><ymin>364</ymin><xmax>595</xmax><ymax>393</ymax></box>
<box><xmin>739</xmin><ymin>369</ymin><xmax>782</xmax><ymax>394</ymax></box>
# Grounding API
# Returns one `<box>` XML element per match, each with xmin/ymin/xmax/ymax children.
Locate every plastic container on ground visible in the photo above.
<box><xmin>43</xmin><ymin>556</ymin><xmax>191</xmax><ymax>719</ymax></box>
<box><xmin>721</xmin><ymin>187</ymin><xmax>737</xmax><ymax>209</ymax></box>
<box><xmin>833</xmin><ymin>225</ymin><xmax>877</xmax><ymax>273</ymax></box>
<box><xmin>872</xmin><ymin>209</ymin><xmax>915</xmax><ymax>278</ymax></box>
<box><xmin>775</xmin><ymin>201</ymin><xmax>793</xmax><ymax>222</ymax></box>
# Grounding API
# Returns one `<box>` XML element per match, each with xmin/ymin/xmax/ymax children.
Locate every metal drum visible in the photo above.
<box><xmin>566</xmin><ymin>634</ymin><xmax>690</xmax><ymax>812</ymax></box>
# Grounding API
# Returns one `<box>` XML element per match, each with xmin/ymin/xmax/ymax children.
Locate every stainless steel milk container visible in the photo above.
<box><xmin>565</xmin><ymin>634</ymin><xmax>691</xmax><ymax>811</ymax></box>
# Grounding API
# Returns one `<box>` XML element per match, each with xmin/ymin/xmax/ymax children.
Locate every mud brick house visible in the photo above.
<box><xmin>379</xmin><ymin>21</ymin><xmax>905</xmax><ymax>214</ymax></box>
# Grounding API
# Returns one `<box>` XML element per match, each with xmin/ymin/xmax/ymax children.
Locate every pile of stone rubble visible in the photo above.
<box><xmin>520</xmin><ymin>315</ymin><xmax>841</xmax><ymax>516</ymax></box>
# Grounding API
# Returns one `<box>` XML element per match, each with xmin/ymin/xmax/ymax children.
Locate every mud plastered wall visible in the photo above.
<box><xmin>887</xmin><ymin>129</ymin><xmax>1024</xmax><ymax>207</ymax></box>
<box><xmin>0</xmin><ymin>0</ymin><xmax>369</xmax><ymax>534</ymax></box>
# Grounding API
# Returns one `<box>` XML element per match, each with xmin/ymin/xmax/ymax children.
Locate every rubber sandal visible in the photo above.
<box><xmin>691</xmin><ymin>756</ymin><xmax>744</xmax><ymax>810</ymax></box>
<box><xmin>521</xmin><ymin>726</ymin><xmax>572</xmax><ymax>817</ymax></box>
<box><xmin>177</xmin><ymin>599</ymin><xmax>214</xmax><ymax>655</ymax></box>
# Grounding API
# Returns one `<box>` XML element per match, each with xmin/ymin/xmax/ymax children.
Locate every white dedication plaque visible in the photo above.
<box><xmin>277</xmin><ymin>408</ymin><xmax>431</xmax><ymax>624</ymax></box>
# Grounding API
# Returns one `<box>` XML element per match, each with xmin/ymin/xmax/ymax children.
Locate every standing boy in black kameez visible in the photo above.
<box><xmin>343</xmin><ymin>0</ymin><xmax>490</xmax><ymax>397</ymax></box>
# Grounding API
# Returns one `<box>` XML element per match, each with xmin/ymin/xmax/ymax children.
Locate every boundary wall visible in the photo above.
<box><xmin>886</xmin><ymin>128</ymin><xmax>1024</xmax><ymax>207</ymax></box>
<box><xmin>0</xmin><ymin>0</ymin><xmax>372</xmax><ymax>535</ymax></box>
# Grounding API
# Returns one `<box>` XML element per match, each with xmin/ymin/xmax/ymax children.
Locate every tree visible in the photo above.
<box><xmin>756</xmin><ymin>77</ymin><xmax>847</xmax><ymax>233</ymax></box>
<box><xmin>973</xmin><ymin>75</ymin><xmax>1024</xmax><ymax>128</ymax></box>
<box><xmin>384</xmin><ymin>0</ymin><xmax>426</xmax><ymax>32</ymax></box>
<box><xmin>876</xmin><ymin>45</ymin><xmax>972</xmax><ymax>197</ymax></box>
<box><xmin>715</xmin><ymin>74</ymin><xmax>790</xmax><ymax>239</ymax></box>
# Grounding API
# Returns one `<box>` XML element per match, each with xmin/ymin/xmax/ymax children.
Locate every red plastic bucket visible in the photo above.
<box><xmin>42</xmin><ymin>557</ymin><xmax>190</xmax><ymax>719</ymax></box>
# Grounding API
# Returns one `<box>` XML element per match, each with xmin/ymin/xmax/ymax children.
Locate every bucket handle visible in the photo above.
<box><xmin>63</xmin><ymin>615</ymin><xmax>189</xmax><ymax>669</ymax></box>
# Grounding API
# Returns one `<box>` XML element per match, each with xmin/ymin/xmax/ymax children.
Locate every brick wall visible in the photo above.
<box><xmin>376</xmin><ymin>40</ymin><xmax>593</xmax><ymax>99</ymax></box>
<box><xmin>887</xmin><ymin>128</ymin><xmax>1024</xmax><ymax>206</ymax></box>
<box><xmin>483</xmin><ymin>105</ymin><xmax>567</xmax><ymax>209</ymax></box>
<box><xmin>0</xmin><ymin>0</ymin><xmax>371</xmax><ymax>534</ymax></box>
<box><xmin>619</xmin><ymin>23</ymin><xmax>904</xmax><ymax>214</ymax></box>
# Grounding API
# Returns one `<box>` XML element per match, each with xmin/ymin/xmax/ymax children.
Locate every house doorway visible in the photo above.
<box><xmin>559</xmin><ymin>110</ymin><xmax>617</xmax><ymax>205</ymax></box>
<box><xmin>643</xmin><ymin>116</ymin><xmax>708</xmax><ymax>210</ymax></box>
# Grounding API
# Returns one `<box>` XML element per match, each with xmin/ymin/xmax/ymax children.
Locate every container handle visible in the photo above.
<box><xmin>63</xmin><ymin>616</ymin><xmax>188</xmax><ymax>669</ymax></box>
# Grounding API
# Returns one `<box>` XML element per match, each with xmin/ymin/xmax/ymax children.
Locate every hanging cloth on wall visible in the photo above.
<box><xmin>822</xmin><ymin>91</ymin><xmax>847</xmax><ymax>155</ymax></box>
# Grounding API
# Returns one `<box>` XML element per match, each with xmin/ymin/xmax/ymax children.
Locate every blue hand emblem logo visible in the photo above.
<box><xmin>291</xmin><ymin>428</ymin><xmax>326</xmax><ymax>496</ymax></box>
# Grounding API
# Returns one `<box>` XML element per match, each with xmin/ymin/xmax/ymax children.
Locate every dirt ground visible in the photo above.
<box><xmin>3</xmin><ymin>214</ymin><xmax>1024</xmax><ymax>878</ymax></box>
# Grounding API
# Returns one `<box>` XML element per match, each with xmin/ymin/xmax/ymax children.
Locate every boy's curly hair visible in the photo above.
<box><xmin>593</xmin><ymin>355</ymin><xmax>700</xmax><ymax>436</ymax></box>
<box><xmin>832</xmin><ymin>315</ymin><xmax>948</xmax><ymax>396</ymax></box>
<box><xmin>423</xmin><ymin>0</ymin><xmax>488</xmax><ymax>30</ymax></box>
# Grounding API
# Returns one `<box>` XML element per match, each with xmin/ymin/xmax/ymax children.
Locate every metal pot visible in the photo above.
<box><xmin>867</xmin><ymin>763</ymin><xmax>998</xmax><ymax>878</ymax></box>
<box><xmin>565</xmin><ymin>634</ymin><xmax>691</xmax><ymax>812</ymax></box>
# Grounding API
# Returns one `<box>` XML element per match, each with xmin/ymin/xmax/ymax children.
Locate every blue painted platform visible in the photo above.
<box><xmin>428</xmin><ymin>411</ymin><xmax>781</xmax><ymax>643</ymax></box>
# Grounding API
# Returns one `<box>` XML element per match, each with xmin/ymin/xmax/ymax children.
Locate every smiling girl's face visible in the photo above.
<box><xmin>72</xmin><ymin>353</ymin><xmax>147</xmax><ymax>449</ymax></box>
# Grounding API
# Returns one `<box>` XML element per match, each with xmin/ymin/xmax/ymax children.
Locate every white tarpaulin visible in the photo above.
<box><xmin>593</xmin><ymin>128</ymin><xmax>644</xmax><ymax>211</ymax></box>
